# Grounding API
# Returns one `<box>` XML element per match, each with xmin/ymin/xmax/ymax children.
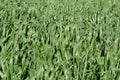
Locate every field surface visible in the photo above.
<box><xmin>0</xmin><ymin>0</ymin><xmax>120</xmax><ymax>80</ymax></box>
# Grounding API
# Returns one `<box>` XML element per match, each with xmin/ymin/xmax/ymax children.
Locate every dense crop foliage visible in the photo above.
<box><xmin>0</xmin><ymin>0</ymin><xmax>120</xmax><ymax>80</ymax></box>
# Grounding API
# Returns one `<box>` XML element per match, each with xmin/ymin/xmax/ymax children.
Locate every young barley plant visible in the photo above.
<box><xmin>0</xmin><ymin>0</ymin><xmax>120</xmax><ymax>80</ymax></box>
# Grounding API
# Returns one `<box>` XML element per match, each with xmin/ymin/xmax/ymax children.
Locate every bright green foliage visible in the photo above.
<box><xmin>0</xmin><ymin>0</ymin><xmax>120</xmax><ymax>80</ymax></box>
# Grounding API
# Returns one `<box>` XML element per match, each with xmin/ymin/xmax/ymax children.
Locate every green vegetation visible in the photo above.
<box><xmin>0</xmin><ymin>0</ymin><xmax>120</xmax><ymax>80</ymax></box>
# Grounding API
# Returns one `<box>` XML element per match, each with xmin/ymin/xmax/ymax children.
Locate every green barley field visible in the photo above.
<box><xmin>0</xmin><ymin>0</ymin><xmax>120</xmax><ymax>80</ymax></box>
